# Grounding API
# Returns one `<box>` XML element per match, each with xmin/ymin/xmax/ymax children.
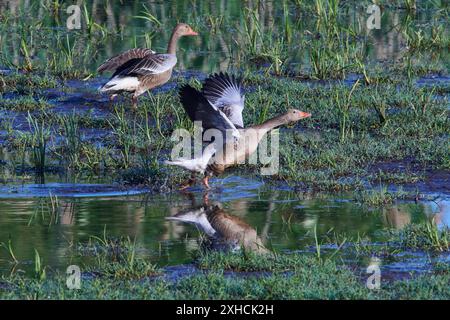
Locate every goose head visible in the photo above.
<box><xmin>174</xmin><ymin>23</ymin><xmax>199</xmax><ymax>37</ymax></box>
<box><xmin>285</xmin><ymin>109</ymin><xmax>311</xmax><ymax>123</ymax></box>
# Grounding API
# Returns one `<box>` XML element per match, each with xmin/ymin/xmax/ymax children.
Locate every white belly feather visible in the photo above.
<box><xmin>99</xmin><ymin>76</ymin><xmax>140</xmax><ymax>92</ymax></box>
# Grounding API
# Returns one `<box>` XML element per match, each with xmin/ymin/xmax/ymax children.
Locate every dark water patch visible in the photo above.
<box><xmin>370</xmin><ymin>159</ymin><xmax>450</xmax><ymax>195</ymax></box>
<box><xmin>161</xmin><ymin>264</ymin><xmax>202</xmax><ymax>282</ymax></box>
<box><xmin>416</xmin><ymin>75</ymin><xmax>450</xmax><ymax>87</ymax></box>
<box><xmin>316</xmin><ymin>240</ymin><xmax>450</xmax><ymax>282</ymax></box>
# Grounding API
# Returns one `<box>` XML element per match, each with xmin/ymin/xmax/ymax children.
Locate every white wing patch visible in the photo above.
<box><xmin>202</xmin><ymin>73</ymin><xmax>246</xmax><ymax>128</ymax></box>
<box><xmin>214</xmin><ymin>88</ymin><xmax>244</xmax><ymax>110</ymax></box>
<box><xmin>212</xmin><ymin>103</ymin><xmax>240</xmax><ymax>140</ymax></box>
<box><xmin>223</xmin><ymin>103</ymin><xmax>244</xmax><ymax>128</ymax></box>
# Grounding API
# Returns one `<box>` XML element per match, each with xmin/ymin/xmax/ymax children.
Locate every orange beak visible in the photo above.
<box><xmin>187</xmin><ymin>29</ymin><xmax>199</xmax><ymax>36</ymax></box>
<box><xmin>300</xmin><ymin>112</ymin><xmax>312</xmax><ymax>118</ymax></box>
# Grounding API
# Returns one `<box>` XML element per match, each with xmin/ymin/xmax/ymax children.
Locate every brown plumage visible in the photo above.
<box><xmin>97</xmin><ymin>48</ymin><xmax>155</xmax><ymax>74</ymax></box>
<box><xmin>170</xmin><ymin>73</ymin><xmax>311</xmax><ymax>189</ymax></box>
<box><xmin>98</xmin><ymin>23</ymin><xmax>198</xmax><ymax>108</ymax></box>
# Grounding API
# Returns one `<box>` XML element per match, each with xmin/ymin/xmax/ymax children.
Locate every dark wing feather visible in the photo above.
<box><xmin>97</xmin><ymin>48</ymin><xmax>155</xmax><ymax>73</ymax></box>
<box><xmin>113</xmin><ymin>54</ymin><xmax>176</xmax><ymax>77</ymax></box>
<box><xmin>179</xmin><ymin>85</ymin><xmax>236</xmax><ymax>135</ymax></box>
<box><xmin>111</xmin><ymin>58</ymin><xmax>143</xmax><ymax>78</ymax></box>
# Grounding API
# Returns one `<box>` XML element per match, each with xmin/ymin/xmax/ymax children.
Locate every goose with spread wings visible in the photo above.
<box><xmin>165</xmin><ymin>72</ymin><xmax>312</xmax><ymax>189</ymax></box>
<box><xmin>98</xmin><ymin>23</ymin><xmax>198</xmax><ymax>108</ymax></box>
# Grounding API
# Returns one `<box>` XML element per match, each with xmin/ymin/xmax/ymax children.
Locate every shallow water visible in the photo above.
<box><xmin>0</xmin><ymin>175</ymin><xmax>448</xmax><ymax>276</ymax></box>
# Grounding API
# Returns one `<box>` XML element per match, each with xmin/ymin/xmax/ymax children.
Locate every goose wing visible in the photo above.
<box><xmin>179</xmin><ymin>85</ymin><xmax>239</xmax><ymax>140</ymax></box>
<box><xmin>97</xmin><ymin>48</ymin><xmax>155</xmax><ymax>74</ymax></box>
<box><xmin>112</xmin><ymin>53</ymin><xmax>177</xmax><ymax>77</ymax></box>
<box><xmin>202</xmin><ymin>73</ymin><xmax>245</xmax><ymax>128</ymax></box>
<box><xmin>166</xmin><ymin>206</ymin><xmax>217</xmax><ymax>237</ymax></box>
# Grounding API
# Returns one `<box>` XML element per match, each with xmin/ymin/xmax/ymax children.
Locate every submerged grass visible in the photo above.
<box><xmin>0</xmin><ymin>95</ymin><xmax>50</xmax><ymax>112</ymax></box>
<box><xmin>355</xmin><ymin>186</ymin><xmax>409</xmax><ymax>206</ymax></box>
<box><xmin>78</xmin><ymin>235</ymin><xmax>159</xmax><ymax>279</ymax></box>
<box><xmin>392</xmin><ymin>222</ymin><xmax>450</xmax><ymax>251</ymax></box>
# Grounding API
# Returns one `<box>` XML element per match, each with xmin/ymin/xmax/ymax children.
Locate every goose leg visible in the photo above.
<box><xmin>202</xmin><ymin>176</ymin><xmax>211</xmax><ymax>189</ymax></box>
<box><xmin>108</xmin><ymin>94</ymin><xmax>118</xmax><ymax>109</ymax></box>
<box><xmin>131</xmin><ymin>95</ymin><xmax>138</xmax><ymax>110</ymax></box>
<box><xmin>202</xmin><ymin>192</ymin><xmax>210</xmax><ymax>205</ymax></box>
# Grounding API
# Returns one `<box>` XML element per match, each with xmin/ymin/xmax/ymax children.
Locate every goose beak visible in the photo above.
<box><xmin>187</xmin><ymin>30</ymin><xmax>199</xmax><ymax>36</ymax></box>
<box><xmin>300</xmin><ymin>112</ymin><xmax>311</xmax><ymax>119</ymax></box>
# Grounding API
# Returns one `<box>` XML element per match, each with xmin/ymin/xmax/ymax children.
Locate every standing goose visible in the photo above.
<box><xmin>166</xmin><ymin>73</ymin><xmax>311</xmax><ymax>189</ymax></box>
<box><xmin>98</xmin><ymin>23</ymin><xmax>198</xmax><ymax>108</ymax></box>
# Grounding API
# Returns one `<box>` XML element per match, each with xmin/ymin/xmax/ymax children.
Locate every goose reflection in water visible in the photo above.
<box><xmin>166</xmin><ymin>194</ymin><xmax>269</xmax><ymax>254</ymax></box>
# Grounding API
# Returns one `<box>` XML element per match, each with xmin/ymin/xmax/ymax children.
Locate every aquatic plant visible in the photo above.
<box><xmin>20</xmin><ymin>37</ymin><xmax>34</xmax><ymax>72</ymax></box>
<box><xmin>107</xmin><ymin>106</ymin><xmax>136</xmax><ymax>169</ymax></box>
<box><xmin>336</xmin><ymin>80</ymin><xmax>359</xmax><ymax>142</ymax></box>
<box><xmin>34</xmin><ymin>249</ymin><xmax>46</xmax><ymax>281</ymax></box>
<box><xmin>28</xmin><ymin>193</ymin><xmax>61</xmax><ymax>226</ymax></box>
<box><xmin>27</xmin><ymin>113</ymin><xmax>50</xmax><ymax>175</ymax></box>
<box><xmin>404</xmin><ymin>0</ymin><xmax>417</xmax><ymax>11</ymax></box>
<box><xmin>314</xmin><ymin>0</ymin><xmax>340</xmax><ymax>37</ymax></box>
<box><xmin>314</xmin><ymin>223</ymin><xmax>321</xmax><ymax>260</ymax></box>
<box><xmin>134</xmin><ymin>4</ymin><xmax>162</xmax><ymax>27</ymax></box>
<box><xmin>355</xmin><ymin>186</ymin><xmax>408</xmax><ymax>206</ymax></box>
<box><xmin>0</xmin><ymin>73</ymin><xmax>58</xmax><ymax>93</ymax></box>
<box><xmin>395</xmin><ymin>222</ymin><xmax>450</xmax><ymax>252</ymax></box>
<box><xmin>240</xmin><ymin>8</ymin><xmax>289</xmax><ymax>75</ymax></box>
<box><xmin>60</xmin><ymin>112</ymin><xmax>82</xmax><ymax>169</ymax></box>
<box><xmin>80</xmin><ymin>233</ymin><xmax>159</xmax><ymax>279</ymax></box>
<box><xmin>0</xmin><ymin>95</ymin><xmax>50</xmax><ymax>112</ymax></box>
<box><xmin>82</xmin><ymin>3</ymin><xmax>109</xmax><ymax>36</ymax></box>
<box><xmin>47</xmin><ymin>35</ymin><xmax>94</xmax><ymax>79</ymax></box>
<box><xmin>0</xmin><ymin>239</ymin><xmax>19</xmax><ymax>264</ymax></box>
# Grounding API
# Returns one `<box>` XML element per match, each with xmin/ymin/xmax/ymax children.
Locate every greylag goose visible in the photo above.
<box><xmin>98</xmin><ymin>23</ymin><xmax>198</xmax><ymax>108</ymax></box>
<box><xmin>166</xmin><ymin>72</ymin><xmax>311</xmax><ymax>189</ymax></box>
<box><xmin>166</xmin><ymin>199</ymin><xmax>268</xmax><ymax>253</ymax></box>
